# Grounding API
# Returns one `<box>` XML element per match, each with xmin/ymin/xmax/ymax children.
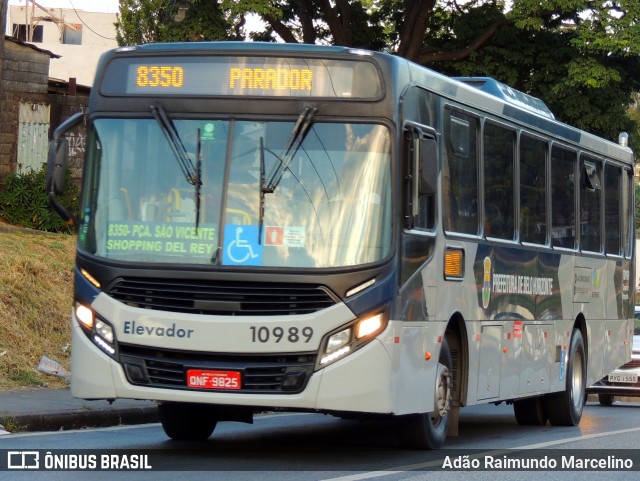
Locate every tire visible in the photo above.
<box><xmin>598</xmin><ymin>393</ymin><xmax>615</xmax><ymax>406</ymax></box>
<box><xmin>513</xmin><ymin>396</ymin><xmax>548</xmax><ymax>425</ymax></box>
<box><xmin>158</xmin><ymin>402</ymin><xmax>218</xmax><ymax>441</ymax></box>
<box><xmin>398</xmin><ymin>337</ymin><xmax>453</xmax><ymax>449</ymax></box>
<box><xmin>544</xmin><ymin>329</ymin><xmax>586</xmax><ymax>426</ymax></box>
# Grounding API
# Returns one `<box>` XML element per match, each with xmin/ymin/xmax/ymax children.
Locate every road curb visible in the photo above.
<box><xmin>7</xmin><ymin>406</ymin><xmax>159</xmax><ymax>432</ymax></box>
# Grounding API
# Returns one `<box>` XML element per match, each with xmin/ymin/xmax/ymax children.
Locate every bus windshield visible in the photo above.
<box><xmin>78</xmin><ymin>118</ymin><xmax>392</xmax><ymax>269</ymax></box>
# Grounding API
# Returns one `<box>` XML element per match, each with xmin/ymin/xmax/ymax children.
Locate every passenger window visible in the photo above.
<box><xmin>579</xmin><ymin>156</ymin><xmax>602</xmax><ymax>252</ymax></box>
<box><xmin>604</xmin><ymin>164</ymin><xmax>622</xmax><ymax>255</ymax></box>
<box><xmin>551</xmin><ymin>146</ymin><xmax>576</xmax><ymax>249</ymax></box>
<box><xmin>519</xmin><ymin>135</ymin><xmax>547</xmax><ymax>244</ymax></box>
<box><xmin>443</xmin><ymin>109</ymin><xmax>479</xmax><ymax>235</ymax></box>
<box><xmin>622</xmin><ymin>168</ymin><xmax>633</xmax><ymax>257</ymax></box>
<box><xmin>483</xmin><ymin>122</ymin><xmax>515</xmax><ymax>239</ymax></box>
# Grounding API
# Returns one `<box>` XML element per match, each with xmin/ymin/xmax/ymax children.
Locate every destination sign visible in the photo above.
<box><xmin>100</xmin><ymin>56</ymin><xmax>382</xmax><ymax>98</ymax></box>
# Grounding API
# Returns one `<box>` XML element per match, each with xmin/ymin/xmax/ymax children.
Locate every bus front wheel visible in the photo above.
<box><xmin>544</xmin><ymin>328</ymin><xmax>586</xmax><ymax>426</ymax></box>
<box><xmin>398</xmin><ymin>337</ymin><xmax>452</xmax><ymax>449</ymax></box>
<box><xmin>158</xmin><ymin>402</ymin><xmax>218</xmax><ymax>441</ymax></box>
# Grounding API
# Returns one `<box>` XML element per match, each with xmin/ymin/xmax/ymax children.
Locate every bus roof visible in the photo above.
<box><xmin>102</xmin><ymin>42</ymin><xmax>633</xmax><ymax>163</ymax></box>
<box><xmin>117</xmin><ymin>41</ymin><xmax>352</xmax><ymax>55</ymax></box>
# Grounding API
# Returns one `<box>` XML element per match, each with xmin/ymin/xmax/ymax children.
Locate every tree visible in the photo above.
<box><xmin>430</xmin><ymin>1</ymin><xmax>640</xmax><ymax>142</ymax></box>
<box><xmin>115</xmin><ymin>1</ymin><xmax>640</xmax><ymax>145</ymax></box>
<box><xmin>115</xmin><ymin>0</ymin><xmax>243</xmax><ymax>45</ymax></box>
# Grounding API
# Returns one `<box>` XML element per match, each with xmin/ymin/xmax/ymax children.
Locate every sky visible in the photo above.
<box><xmin>8</xmin><ymin>1</ymin><xmax>120</xmax><ymax>14</ymax></box>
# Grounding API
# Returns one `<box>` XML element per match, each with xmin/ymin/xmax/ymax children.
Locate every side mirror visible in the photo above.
<box><xmin>46</xmin><ymin>111</ymin><xmax>84</xmax><ymax>225</ymax></box>
<box><xmin>46</xmin><ymin>138</ymin><xmax>69</xmax><ymax>196</ymax></box>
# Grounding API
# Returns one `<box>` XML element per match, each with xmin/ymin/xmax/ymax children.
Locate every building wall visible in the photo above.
<box><xmin>0</xmin><ymin>1</ymin><xmax>6</xmax><ymax>78</ymax></box>
<box><xmin>0</xmin><ymin>40</ymin><xmax>49</xmax><ymax>177</ymax></box>
<box><xmin>0</xmin><ymin>38</ymin><xmax>88</xmax><ymax>181</ymax></box>
<box><xmin>6</xmin><ymin>5</ymin><xmax>117</xmax><ymax>86</ymax></box>
<box><xmin>2</xmin><ymin>38</ymin><xmax>49</xmax><ymax>92</ymax></box>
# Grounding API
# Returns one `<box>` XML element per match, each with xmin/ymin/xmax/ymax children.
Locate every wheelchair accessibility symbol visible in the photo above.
<box><xmin>222</xmin><ymin>225</ymin><xmax>263</xmax><ymax>266</ymax></box>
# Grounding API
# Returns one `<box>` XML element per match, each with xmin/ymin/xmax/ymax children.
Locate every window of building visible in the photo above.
<box><xmin>63</xmin><ymin>24</ymin><xmax>83</xmax><ymax>45</ymax></box>
<box><xmin>12</xmin><ymin>24</ymin><xmax>43</xmax><ymax>43</ymax></box>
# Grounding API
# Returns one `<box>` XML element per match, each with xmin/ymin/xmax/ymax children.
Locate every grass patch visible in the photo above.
<box><xmin>0</xmin><ymin>221</ymin><xmax>75</xmax><ymax>390</ymax></box>
<box><xmin>8</xmin><ymin>369</ymin><xmax>46</xmax><ymax>387</ymax></box>
<box><xmin>0</xmin><ymin>417</ymin><xmax>28</xmax><ymax>433</ymax></box>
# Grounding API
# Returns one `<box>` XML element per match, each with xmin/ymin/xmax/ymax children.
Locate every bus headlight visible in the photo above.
<box><xmin>356</xmin><ymin>313</ymin><xmax>384</xmax><ymax>339</ymax></box>
<box><xmin>95</xmin><ymin>319</ymin><xmax>114</xmax><ymax>344</ymax></box>
<box><xmin>75</xmin><ymin>303</ymin><xmax>94</xmax><ymax>329</ymax></box>
<box><xmin>326</xmin><ymin>328</ymin><xmax>351</xmax><ymax>352</ymax></box>
<box><xmin>74</xmin><ymin>302</ymin><xmax>117</xmax><ymax>358</ymax></box>
<box><xmin>317</xmin><ymin>310</ymin><xmax>388</xmax><ymax>369</ymax></box>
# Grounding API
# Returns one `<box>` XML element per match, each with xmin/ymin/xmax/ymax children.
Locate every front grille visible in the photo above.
<box><xmin>119</xmin><ymin>344</ymin><xmax>316</xmax><ymax>394</ymax></box>
<box><xmin>107</xmin><ymin>278</ymin><xmax>337</xmax><ymax>316</ymax></box>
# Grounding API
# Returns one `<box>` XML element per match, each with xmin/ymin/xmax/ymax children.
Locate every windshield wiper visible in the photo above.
<box><xmin>150</xmin><ymin>102</ymin><xmax>201</xmax><ymax>187</ymax></box>
<box><xmin>195</xmin><ymin>128</ymin><xmax>202</xmax><ymax>232</ymax></box>
<box><xmin>151</xmin><ymin>102</ymin><xmax>203</xmax><ymax>232</ymax></box>
<box><xmin>263</xmin><ymin>105</ymin><xmax>317</xmax><ymax>194</ymax></box>
<box><xmin>258</xmin><ymin>136</ymin><xmax>266</xmax><ymax>245</ymax></box>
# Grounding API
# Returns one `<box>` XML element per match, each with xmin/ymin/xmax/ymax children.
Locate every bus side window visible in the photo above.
<box><xmin>519</xmin><ymin>135</ymin><xmax>547</xmax><ymax>244</ymax></box>
<box><xmin>604</xmin><ymin>163</ymin><xmax>622</xmax><ymax>255</ymax></box>
<box><xmin>551</xmin><ymin>146</ymin><xmax>577</xmax><ymax>249</ymax></box>
<box><xmin>443</xmin><ymin>110</ymin><xmax>479</xmax><ymax>235</ymax></box>
<box><xmin>622</xmin><ymin>168</ymin><xmax>633</xmax><ymax>257</ymax></box>
<box><xmin>404</xmin><ymin>127</ymin><xmax>437</xmax><ymax>231</ymax></box>
<box><xmin>579</xmin><ymin>157</ymin><xmax>602</xmax><ymax>253</ymax></box>
<box><xmin>483</xmin><ymin>122</ymin><xmax>515</xmax><ymax>240</ymax></box>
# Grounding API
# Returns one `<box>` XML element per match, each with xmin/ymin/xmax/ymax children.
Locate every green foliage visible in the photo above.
<box><xmin>115</xmin><ymin>0</ymin><xmax>242</xmax><ymax>45</ymax></box>
<box><xmin>0</xmin><ymin>166</ymin><xmax>79</xmax><ymax>233</ymax></box>
<box><xmin>432</xmin><ymin>1</ymin><xmax>640</xmax><ymax>143</ymax></box>
<box><xmin>114</xmin><ymin>1</ymin><xmax>640</xmax><ymax>146</ymax></box>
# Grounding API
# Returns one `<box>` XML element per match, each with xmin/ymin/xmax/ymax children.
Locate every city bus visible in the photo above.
<box><xmin>47</xmin><ymin>41</ymin><xmax>635</xmax><ymax>449</ymax></box>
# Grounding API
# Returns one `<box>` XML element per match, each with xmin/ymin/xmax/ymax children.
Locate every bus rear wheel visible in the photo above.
<box><xmin>398</xmin><ymin>337</ymin><xmax>452</xmax><ymax>449</ymax></box>
<box><xmin>598</xmin><ymin>394</ymin><xmax>614</xmax><ymax>406</ymax></box>
<box><xmin>513</xmin><ymin>396</ymin><xmax>548</xmax><ymax>425</ymax></box>
<box><xmin>158</xmin><ymin>402</ymin><xmax>218</xmax><ymax>441</ymax></box>
<box><xmin>544</xmin><ymin>328</ymin><xmax>586</xmax><ymax>426</ymax></box>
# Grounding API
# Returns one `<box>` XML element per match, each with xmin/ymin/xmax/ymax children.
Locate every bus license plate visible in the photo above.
<box><xmin>608</xmin><ymin>373</ymin><xmax>638</xmax><ymax>384</ymax></box>
<box><xmin>187</xmin><ymin>370</ymin><xmax>241</xmax><ymax>390</ymax></box>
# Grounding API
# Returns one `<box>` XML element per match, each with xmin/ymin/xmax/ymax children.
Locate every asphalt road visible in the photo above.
<box><xmin>1</xmin><ymin>400</ymin><xmax>640</xmax><ymax>480</ymax></box>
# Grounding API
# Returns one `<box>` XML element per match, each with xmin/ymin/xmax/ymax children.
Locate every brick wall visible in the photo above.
<box><xmin>0</xmin><ymin>40</ymin><xmax>50</xmax><ymax>178</ymax></box>
<box><xmin>0</xmin><ymin>37</ymin><xmax>88</xmax><ymax>183</ymax></box>
<box><xmin>2</xmin><ymin>41</ymin><xmax>50</xmax><ymax>93</ymax></box>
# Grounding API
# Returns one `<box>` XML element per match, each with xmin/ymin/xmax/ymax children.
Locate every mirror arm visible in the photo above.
<box><xmin>48</xmin><ymin>192</ymin><xmax>76</xmax><ymax>225</ymax></box>
<box><xmin>47</xmin><ymin>112</ymin><xmax>84</xmax><ymax>225</ymax></box>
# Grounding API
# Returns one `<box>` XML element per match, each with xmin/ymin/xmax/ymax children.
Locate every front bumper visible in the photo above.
<box><xmin>70</xmin><ymin>315</ymin><xmax>397</xmax><ymax>414</ymax></box>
